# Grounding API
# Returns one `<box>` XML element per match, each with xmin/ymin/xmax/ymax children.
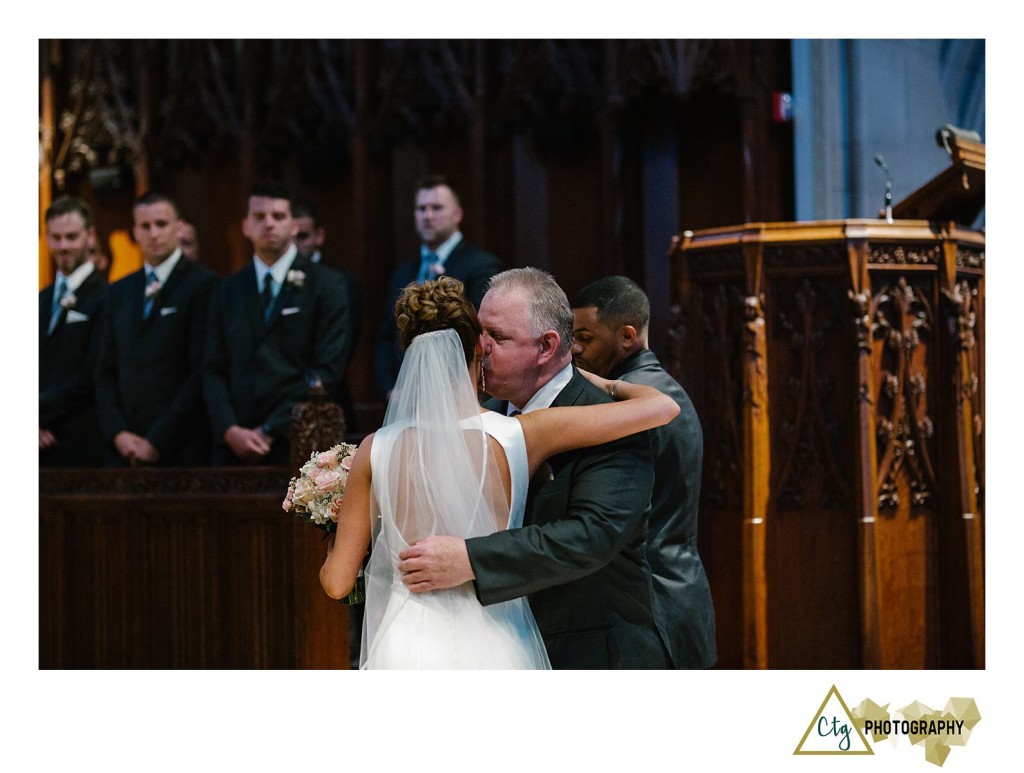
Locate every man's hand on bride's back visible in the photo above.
<box><xmin>398</xmin><ymin>536</ymin><xmax>474</xmax><ymax>592</ymax></box>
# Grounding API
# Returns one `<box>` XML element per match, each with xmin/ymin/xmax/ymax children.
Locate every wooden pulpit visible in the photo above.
<box><xmin>668</xmin><ymin>138</ymin><xmax>984</xmax><ymax>669</ymax></box>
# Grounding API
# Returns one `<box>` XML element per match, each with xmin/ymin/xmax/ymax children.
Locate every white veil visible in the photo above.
<box><xmin>361</xmin><ymin>328</ymin><xmax>549</xmax><ymax>668</ymax></box>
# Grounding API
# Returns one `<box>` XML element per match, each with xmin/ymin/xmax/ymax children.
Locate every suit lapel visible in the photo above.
<box><xmin>548</xmin><ymin>367</ymin><xmax>586</xmax><ymax>408</ymax></box>
<box><xmin>263</xmin><ymin>255</ymin><xmax>308</xmax><ymax>330</ymax></box>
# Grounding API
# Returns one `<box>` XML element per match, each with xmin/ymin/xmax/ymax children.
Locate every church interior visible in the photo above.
<box><xmin>38</xmin><ymin>38</ymin><xmax>986</xmax><ymax>670</ymax></box>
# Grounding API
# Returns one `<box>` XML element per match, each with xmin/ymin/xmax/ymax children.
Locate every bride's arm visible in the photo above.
<box><xmin>320</xmin><ymin>434</ymin><xmax>374</xmax><ymax>600</ymax></box>
<box><xmin>516</xmin><ymin>370</ymin><xmax>679</xmax><ymax>477</ymax></box>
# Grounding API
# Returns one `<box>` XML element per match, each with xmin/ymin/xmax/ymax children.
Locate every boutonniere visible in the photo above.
<box><xmin>286</xmin><ymin>269</ymin><xmax>306</xmax><ymax>289</ymax></box>
<box><xmin>145</xmin><ymin>280</ymin><xmax>162</xmax><ymax>299</ymax></box>
<box><xmin>429</xmin><ymin>261</ymin><xmax>445</xmax><ymax>278</ymax></box>
<box><xmin>60</xmin><ymin>292</ymin><xmax>77</xmax><ymax>310</ymax></box>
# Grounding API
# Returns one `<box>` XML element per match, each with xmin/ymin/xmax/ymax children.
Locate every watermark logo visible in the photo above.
<box><xmin>794</xmin><ymin>685</ymin><xmax>873</xmax><ymax>755</ymax></box>
<box><xmin>794</xmin><ymin>685</ymin><xmax>981</xmax><ymax>766</ymax></box>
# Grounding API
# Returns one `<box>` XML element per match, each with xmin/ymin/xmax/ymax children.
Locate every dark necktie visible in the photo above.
<box><xmin>143</xmin><ymin>268</ymin><xmax>159</xmax><ymax>320</ymax></box>
<box><xmin>261</xmin><ymin>272</ymin><xmax>275</xmax><ymax>324</ymax></box>
<box><xmin>48</xmin><ymin>278</ymin><xmax>66</xmax><ymax>334</ymax></box>
<box><xmin>510</xmin><ymin>409</ymin><xmax>522</xmax><ymax>417</ymax></box>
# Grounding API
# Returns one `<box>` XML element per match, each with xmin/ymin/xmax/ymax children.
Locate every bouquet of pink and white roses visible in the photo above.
<box><xmin>283</xmin><ymin>443</ymin><xmax>358</xmax><ymax>532</ymax></box>
<box><xmin>283</xmin><ymin>442</ymin><xmax>365</xmax><ymax>604</ymax></box>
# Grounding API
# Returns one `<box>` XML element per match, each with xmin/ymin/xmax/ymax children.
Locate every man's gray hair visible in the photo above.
<box><xmin>487</xmin><ymin>267</ymin><xmax>574</xmax><ymax>356</ymax></box>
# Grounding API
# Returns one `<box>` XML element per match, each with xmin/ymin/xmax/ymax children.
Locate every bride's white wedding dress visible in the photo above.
<box><xmin>358</xmin><ymin>330</ymin><xmax>550</xmax><ymax>669</ymax></box>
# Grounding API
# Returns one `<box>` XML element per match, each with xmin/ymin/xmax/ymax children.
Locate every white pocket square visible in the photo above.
<box><xmin>160</xmin><ymin>306</ymin><xmax>178</xmax><ymax>316</ymax></box>
<box><xmin>65</xmin><ymin>310</ymin><xmax>89</xmax><ymax>323</ymax></box>
<box><xmin>280</xmin><ymin>307</ymin><xmax>301</xmax><ymax>316</ymax></box>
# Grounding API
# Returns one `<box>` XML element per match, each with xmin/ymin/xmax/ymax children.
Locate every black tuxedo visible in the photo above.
<box><xmin>466</xmin><ymin>369</ymin><xmax>670</xmax><ymax>669</ymax></box>
<box><xmin>39</xmin><ymin>269</ymin><xmax>108</xmax><ymax>467</ymax></box>
<box><xmin>374</xmin><ymin>239</ymin><xmax>500</xmax><ymax>395</ymax></box>
<box><xmin>610</xmin><ymin>349</ymin><xmax>716</xmax><ymax>668</ymax></box>
<box><xmin>94</xmin><ymin>257</ymin><xmax>217</xmax><ymax>466</ymax></box>
<box><xmin>202</xmin><ymin>254</ymin><xmax>353</xmax><ymax>465</ymax></box>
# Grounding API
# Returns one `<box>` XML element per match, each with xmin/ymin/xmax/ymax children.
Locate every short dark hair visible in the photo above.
<box><xmin>45</xmin><ymin>196</ymin><xmax>93</xmax><ymax>229</ymax></box>
<box><xmin>415</xmin><ymin>173</ymin><xmax>460</xmax><ymax>206</ymax></box>
<box><xmin>133</xmin><ymin>191</ymin><xmax>180</xmax><ymax>218</ymax></box>
<box><xmin>572</xmin><ymin>276</ymin><xmax>650</xmax><ymax>332</ymax></box>
<box><xmin>247</xmin><ymin>181</ymin><xmax>293</xmax><ymax>213</ymax></box>
<box><xmin>291</xmin><ymin>198</ymin><xmax>320</xmax><ymax>226</ymax></box>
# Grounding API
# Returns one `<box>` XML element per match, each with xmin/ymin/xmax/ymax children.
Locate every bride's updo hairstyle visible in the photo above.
<box><xmin>395</xmin><ymin>276</ymin><xmax>482</xmax><ymax>365</ymax></box>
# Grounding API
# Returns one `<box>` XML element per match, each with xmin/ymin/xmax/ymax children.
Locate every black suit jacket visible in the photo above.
<box><xmin>39</xmin><ymin>269</ymin><xmax>108</xmax><ymax>467</ymax></box>
<box><xmin>94</xmin><ymin>258</ymin><xmax>217</xmax><ymax>466</ymax></box>
<box><xmin>611</xmin><ymin>349</ymin><xmax>716</xmax><ymax>668</ymax></box>
<box><xmin>374</xmin><ymin>239</ymin><xmax>500</xmax><ymax>395</ymax></box>
<box><xmin>466</xmin><ymin>369</ymin><xmax>669</xmax><ymax>669</ymax></box>
<box><xmin>202</xmin><ymin>254</ymin><xmax>353</xmax><ymax>464</ymax></box>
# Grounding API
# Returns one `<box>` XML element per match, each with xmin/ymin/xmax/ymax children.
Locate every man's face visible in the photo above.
<box><xmin>293</xmin><ymin>215</ymin><xmax>324</xmax><ymax>259</ymax></box>
<box><xmin>414</xmin><ymin>185</ymin><xmax>462</xmax><ymax>249</ymax></box>
<box><xmin>572</xmin><ymin>306</ymin><xmax>624</xmax><ymax>378</ymax></box>
<box><xmin>478</xmin><ymin>288</ymin><xmax>543</xmax><ymax>406</ymax></box>
<box><xmin>133</xmin><ymin>201</ymin><xmax>180</xmax><ymax>264</ymax></box>
<box><xmin>242</xmin><ymin>196</ymin><xmax>297</xmax><ymax>259</ymax></box>
<box><xmin>178</xmin><ymin>221</ymin><xmax>199</xmax><ymax>261</ymax></box>
<box><xmin>45</xmin><ymin>211</ymin><xmax>91</xmax><ymax>276</ymax></box>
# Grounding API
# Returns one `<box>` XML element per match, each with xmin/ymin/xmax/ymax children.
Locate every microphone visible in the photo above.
<box><xmin>875</xmin><ymin>155</ymin><xmax>893</xmax><ymax>223</ymax></box>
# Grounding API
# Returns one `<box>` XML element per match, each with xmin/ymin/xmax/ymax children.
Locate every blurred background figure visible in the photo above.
<box><xmin>178</xmin><ymin>219</ymin><xmax>200</xmax><ymax>262</ymax></box>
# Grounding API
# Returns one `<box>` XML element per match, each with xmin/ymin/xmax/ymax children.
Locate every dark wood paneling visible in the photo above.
<box><xmin>40</xmin><ymin>468</ymin><xmax>349</xmax><ymax>669</ymax></box>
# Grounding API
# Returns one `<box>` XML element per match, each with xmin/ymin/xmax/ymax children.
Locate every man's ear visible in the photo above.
<box><xmin>537</xmin><ymin>330</ymin><xmax>560</xmax><ymax>363</ymax></box>
<box><xmin>619</xmin><ymin>325</ymin><xmax>639</xmax><ymax>347</ymax></box>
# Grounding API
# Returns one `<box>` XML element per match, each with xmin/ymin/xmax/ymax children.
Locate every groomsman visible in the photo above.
<box><xmin>374</xmin><ymin>174</ymin><xmax>501</xmax><ymax>398</ymax></box>
<box><xmin>94</xmin><ymin>192</ymin><xmax>217</xmax><ymax>466</ymax></box>
<box><xmin>203</xmin><ymin>182</ymin><xmax>354</xmax><ymax>466</ymax></box>
<box><xmin>572</xmin><ymin>276</ymin><xmax>716</xmax><ymax>668</ymax></box>
<box><xmin>39</xmin><ymin>196</ymin><xmax>108</xmax><ymax>467</ymax></box>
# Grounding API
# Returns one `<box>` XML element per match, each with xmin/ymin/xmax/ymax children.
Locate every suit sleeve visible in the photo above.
<box><xmin>262</xmin><ymin>267</ymin><xmax>353</xmax><ymax>437</ymax></box>
<box><xmin>92</xmin><ymin>293</ymin><xmax>127</xmax><ymax>441</ymax></box>
<box><xmin>201</xmin><ymin>280</ymin><xmax>238</xmax><ymax>440</ymax></box>
<box><xmin>461</xmin><ymin>249</ymin><xmax>502</xmax><ymax>309</ymax></box>
<box><xmin>465</xmin><ymin>430</ymin><xmax>655</xmax><ymax>606</ymax></box>
<box><xmin>147</xmin><ymin>273</ymin><xmax>216</xmax><ymax>454</ymax></box>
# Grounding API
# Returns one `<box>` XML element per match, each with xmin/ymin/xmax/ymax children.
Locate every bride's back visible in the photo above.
<box><xmin>371</xmin><ymin>419</ymin><xmax>512</xmax><ymax>548</ymax></box>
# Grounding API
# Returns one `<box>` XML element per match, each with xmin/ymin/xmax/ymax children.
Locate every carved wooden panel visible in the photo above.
<box><xmin>766</xmin><ymin>276</ymin><xmax>859</xmax><ymax>668</ymax></box>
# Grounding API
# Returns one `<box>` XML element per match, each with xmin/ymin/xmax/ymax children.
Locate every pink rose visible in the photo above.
<box><xmin>329</xmin><ymin>497</ymin><xmax>344</xmax><ymax>522</ymax></box>
<box><xmin>317</xmin><ymin>449</ymin><xmax>339</xmax><ymax>468</ymax></box>
<box><xmin>316</xmin><ymin>469</ymin><xmax>346</xmax><ymax>493</ymax></box>
<box><xmin>340</xmin><ymin>454</ymin><xmax>354</xmax><ymax>472</ymax></box>
<box><xmin>282</xmin><ymin>487</ymin><xmax>294</xmax><ymax>512</ymax></box>
<box><xmin>292</xmin><ymin>477</ymin><xmax>315</xmax><ymax>506</ymax></box>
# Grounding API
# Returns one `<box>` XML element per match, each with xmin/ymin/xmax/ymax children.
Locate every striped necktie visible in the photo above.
<box><xmin>143</xmin><ymin>268</ymin><xmax>159</xmax><ymax>320</ymax></box>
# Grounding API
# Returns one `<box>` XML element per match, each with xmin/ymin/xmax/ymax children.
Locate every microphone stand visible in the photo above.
<box><xmin>875</xmin><ymin>155</ymin><xmax>893</xmax><ymax>223</ymax></box>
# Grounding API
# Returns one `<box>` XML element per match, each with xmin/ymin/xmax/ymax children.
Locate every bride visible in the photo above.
<box><xmin>320</xmin><ymin>276</ymin><xmax>678</xmax><ymax>668</ymax></box>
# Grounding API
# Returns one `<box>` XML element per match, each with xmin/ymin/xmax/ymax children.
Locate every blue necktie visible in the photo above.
<box><xmin>48</xmin><ymin>278</ymin><xmax>66</xmax><ymax>334</ymax></box>
<box><xmin>417</xmin><ymin>251</ymin><xmax>439</xmax><ymax>283</ymax></box>
<box><xmin>143</xmin><ymin>268</ymin><xmax>159</xmax><ymax>320</ymax></box>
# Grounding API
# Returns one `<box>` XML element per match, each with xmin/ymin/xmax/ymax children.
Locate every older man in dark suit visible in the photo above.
<box><xmin>397</xmin><ymin>268</ymin><xmax>670</xmax><ymax>669</ymax></box>
<box><xmin>94</xmin><ymin>192</ymin><xmax>217</xmax><ymax>466</ymax></box>
<box><xmin>572</xmin><ymin>275</ymin><xmax>716</xmax><ymax>669</ymax></box>
<box><xmin>202</xmin><ymin>182</ymin><xmax>353</xmax><ymax>466</ymax></box>
<box><xmin>40</xmin><ymin>196</ymin><xmax>108</xmax><ymax>467</ymax></box>
<box><xmin>374</xmin><ymin>174</ymin><xmax>501</xmax><ymax>398</ymax></box>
